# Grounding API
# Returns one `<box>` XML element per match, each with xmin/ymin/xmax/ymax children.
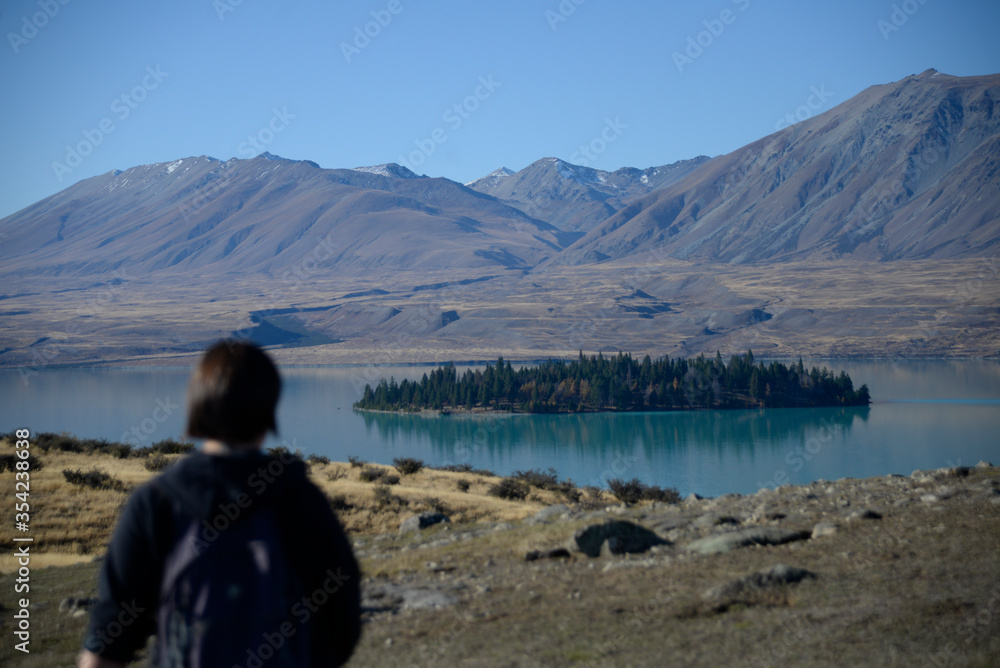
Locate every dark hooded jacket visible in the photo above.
<box><xmin>83</xmin><ymin>450</ymin><xmax>361</xmax><ymax>666</ymax></box>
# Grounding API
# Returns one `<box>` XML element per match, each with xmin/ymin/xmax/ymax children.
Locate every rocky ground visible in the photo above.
<box><xmin>346</xmin><ymin>462</ymin><xmax>1000</xmax><ymax>667</ymax></box>
<box><xmin>1</xmin><ymin>462</ymin><xmax>998</xmax><ymax>666</ymax></box>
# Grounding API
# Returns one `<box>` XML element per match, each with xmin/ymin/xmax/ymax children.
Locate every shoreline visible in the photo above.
<box><xmin>1</xmin><ymin>443</ymin><xmax>998</xmax><ymax>666</ymax></box>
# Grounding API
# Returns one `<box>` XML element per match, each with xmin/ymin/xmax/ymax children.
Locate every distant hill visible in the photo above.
<box><xmin>1</xmin><ymin>70</ymin><xmax>998</xmax><ymax>366</ymax></box>
<box><xmin>0</xmin><ymin>153</ymin><xmax>568</xmax><ymax>279</ymax></box>
<box><xmin>466</xmin><ymin>157</ymin><xmax>711</xmax><ymax>234</ymax></box>
<box><xmin>553</xmin><ymin>70</ymin><xmax>1000</xmax><ymax>266</ymax></box>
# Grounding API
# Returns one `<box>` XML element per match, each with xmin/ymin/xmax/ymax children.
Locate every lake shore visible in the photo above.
<box><xmin>1</xmin><ymin>439</ymin><xmax>998</xmax><ymax>666</ymax></box>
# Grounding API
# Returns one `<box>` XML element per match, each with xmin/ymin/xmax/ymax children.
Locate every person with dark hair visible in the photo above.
<box><xmin>79</xmin><ymin>340</ymin><xmax>361</xmax><ymax>667</ymax></box>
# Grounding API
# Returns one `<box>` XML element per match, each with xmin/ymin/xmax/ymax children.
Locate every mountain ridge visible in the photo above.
<box><xmin>1</xmin><ymin>70</ymin><xmax>998</xmax><ymax>366</ymax></box>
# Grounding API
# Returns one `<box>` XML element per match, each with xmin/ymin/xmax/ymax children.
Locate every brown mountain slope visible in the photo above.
<box><xmin>550</xmin><ymin>70</ymin><xmax>1000</xmax><ymax>267</ymax></box>
<box><xmin>0</xmin><ymin>154</ymin><xmax>565</xmax><ymax>279</ymax></box>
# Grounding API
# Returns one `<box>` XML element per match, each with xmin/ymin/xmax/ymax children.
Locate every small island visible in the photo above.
<box><xmin>354</xmin><ymin>351</ymin><xmax>870</xmax><ymax>414</ymax></box>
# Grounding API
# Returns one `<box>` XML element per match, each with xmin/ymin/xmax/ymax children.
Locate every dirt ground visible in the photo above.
<box><xmin>0</xmin><ymin>446</ymin><xmax>998</xmax><ymax>667</ymax></box>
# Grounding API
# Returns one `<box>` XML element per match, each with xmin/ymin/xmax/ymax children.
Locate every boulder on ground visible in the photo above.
<box><xmin>399</xmin><ymin>512</ymin><xmax>450</xmax><ymax>534</ymax></box>
<box><xmin>567</xmin><ymin>520</ymin><xmax>668</xmax><ymax>557</ymax></box>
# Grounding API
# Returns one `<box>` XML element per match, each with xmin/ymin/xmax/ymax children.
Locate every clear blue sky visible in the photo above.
<box><xmin>1</xmin><ymin>0</ymin><xmax>998</xmax><ymax>218</ymax></box>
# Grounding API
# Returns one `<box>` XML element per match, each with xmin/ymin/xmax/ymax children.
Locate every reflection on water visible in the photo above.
<box><xmin>360</xmin><ymin>406</ymin><xmax>869</xmax><ymax>460</ymax></box>
<box><xmin>0</xmin><ymin>359</ymin><xmax>997</xmax><ymax>497</ymax></box>
<box><xmin>357</xmin><ymin>406</ymin><xmax>870</xmax><ymax>494</ymax></box>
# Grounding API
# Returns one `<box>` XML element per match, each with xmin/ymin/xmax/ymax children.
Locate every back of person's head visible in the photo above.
<box><xmin>185</xmin><ymin>340</ymin><xmax>281</xmax><ymax>444</ymax></box>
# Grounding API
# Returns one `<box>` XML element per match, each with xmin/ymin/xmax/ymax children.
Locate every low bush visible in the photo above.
<box><xmin>143</xmin><ymin>453</ymin><xmax>171</xmax><ymax>472</ymax></box>
<box><xmin>423</xmin><ymin>496</ymin><xmax>448</xmax><ymax>514</ymax></box>
<box><xmin>393</xmin><ymin>457</ymin><xmax>424</xmax><ymax>475</ymax></box>
<box><xmin>487</xmin><ymin>477</ymin><xmax>529</xmax><ymax>501</ymax></box>
<box><xmin>372</xmin><ymin>484</ymin><xmax>408</xmax><ymax>510</ymax></box>
<box><xmin>144</xmin><ymin>439</ymin><xmax>196</xmax><ymax>456</ymax></box>
<box><xmin>606</xmin><ymin>477</ymin><xmax>680</xmax><ymax>506</ymax></box>
<box><xmin>511</xmin><ymin>467</ymin><xmax>579</xmax><ymax>499</ymax></box>
<box><xmin>348</xmin><ymin>455</ymin><xmax>367</xmax><ymax>468</ymax></box>
<box><xmin>436</xmin><ymin>463</ymin><xmax>473</xmax><ymax>473</ymax></box>
<box><xmin>358</xmin><ymin>466</ymin><xmax>399</xmax><ymax>485</ymax></box>
<box><xmin>266</xmin><ymin>446</ymin><xmax>304</xmax><ymax>461</ymax></box>
<box><xmin>326</xmin><ymin>468</ymin><xmax>347</xmax><ymax>482</ymax></box>
<box><xmin>328</xmin><ymin>494</ymin><xmax>353</xmax><ymax>511</ymax></box>
<box><xmin>0</xmin><ymin>453</ymin><xmax>44</xmax><ymax>473</ymax></box>
<box><xmin>62</xmin><ymin>468</ymin><xmax>130</xmax><ymax>493</ymax></box>
<box><xmin>457</xmin><ymin>479</ymin><xmax>471</xmax><ymax>493</ymax></box>
<box><xmin>307</xmin><ymin>453</ymin><xmax>331</xmax><ymax>465</ymax></box>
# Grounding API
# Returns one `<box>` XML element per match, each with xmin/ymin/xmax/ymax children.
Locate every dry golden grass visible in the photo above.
<box><xmin>0</xmin><ymin>440</ymin><xmax>590</xmax><ymax>573</ymax></box>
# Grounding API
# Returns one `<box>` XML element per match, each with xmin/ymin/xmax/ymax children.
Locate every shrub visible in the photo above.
<box><xmin>437</xmin><ymin>463</ymin><xmax>473</xmax><ymax>473</ymax></box>
<box><xmin>511</xmin><ymin>467</ymin><xmax>579</xmax><ymax>498</ymax></box>
<box><xmin>326</xmin><ymin>468</ymin><xmax>347</xmax><ymax>482</ymax></box>
<box><xmin>606</xmin><ymin>477</ymin><xmax>680</xmax><ymax>506</ymax></box>
<box><xmin>328</xmin><ymin>494</ymin><xmax>353</xmax><ymax>511</ymax></box>
<box><xmin>372</xmin><ymin>484</ymin><xmax>407</xmax><ymax>510</ymax></box>
<box><xmin>423</xmin><ymin>496</ymin><xmax>448</xmax><ymax>514</ymax></box>
<box><xmin>143</xmin><ymin>453</ymin><xmax>171</xmax><ymax>472</ymax></box>
<box><xmin>348</xmin><ymin>455</ymin><xmax>367</xmax><ymax>468</ymax></box>
<box><xmin>266</xmin><ymin>446</ymin><xmax>304</xmax><ymax>461</ymax></box>
<box><xmin>358</xmin><ymin>466</ymin><xmax>399</xmax><ymax>485</ymax></box>
<box><xmin>511</xmin><ymin>467</ymin><xmax>559</xmax><ymax>489</ymax></box>
<box><xmin>148</xmin><ymin>439</ymin><xmax>196</xmax><ymax>455</ymax></box>
<box><xmin>0</xmin><ymin>453</ymin><xmax>44</xmax><ymax>473</ymax></box>
<box><xmin>393</xmin><ymin>457</ymin><xmax>424</xmax><ymax>475</ymax></box>
<box><xmin>307</xmin><ymin>453</ymin><xmax>331</xmax><ymax>465</ymax></box>
<box><xmin>487</xmin><ymin>477</ymin><xmax>529</xmax><ymax>501</ymax></box>
<box><xmin>62</xmin><ymin>468</ymin><xmax>130</xmax><ymax>493</ymax></box>
<box><xmin>457</xmin><ymin>479</ymin><xmax>471</xmax><ymax>493</ymax></box>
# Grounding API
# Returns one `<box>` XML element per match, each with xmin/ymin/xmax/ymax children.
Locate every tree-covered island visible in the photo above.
<box><xmin>354</xmin><ymin>351</ymin><xmax>870</xmax><ymax>414</ymax></box>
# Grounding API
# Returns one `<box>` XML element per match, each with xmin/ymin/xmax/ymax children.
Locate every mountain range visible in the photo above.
<box><xmin>1</xmin><ymin>69</ymin><xmax>997</xmax><ymax>366</ymax></box>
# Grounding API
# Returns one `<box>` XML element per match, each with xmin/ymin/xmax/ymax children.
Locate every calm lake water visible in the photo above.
<box><xmin>1</xmin><ymin>360</ymin><xmax>998</xmax><ymax>497</ymax></box>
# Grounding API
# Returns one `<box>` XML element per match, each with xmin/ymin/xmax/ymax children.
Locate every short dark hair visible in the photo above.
<box><xmin>185</xmin><ymin>340</ymin><xmax>281</xmax><ymax>443</ymax></box>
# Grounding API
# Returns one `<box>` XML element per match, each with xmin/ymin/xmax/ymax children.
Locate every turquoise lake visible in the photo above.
<box><xmin>1</xmin><ymin>360</ymin><xmax>998</xmax><ymax>497</ymax></box>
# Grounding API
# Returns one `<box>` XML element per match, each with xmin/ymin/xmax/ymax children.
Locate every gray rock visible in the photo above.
<box><xmin>567</xmin><ymin>520</ymin><xmax>668</xmax><ymax>558</ymax></box>
<box><xmin>363</xmin><ymin>582</ymin><xmax>457</xmax><ymax>612</ymax></box>
<box><xmin>685</xmin><ymin>527</ymin><xmax>811</xmax><ymax>555</ymax></box>
<box><xmin>811</xmin><ymin>522</ymin><xmax>838</xmax><ymax>538</ymax></box>
<box><xmin>59</xmin><ymin>596</ymin><xmax>97</xmax><ymax>614</ymax></box>
<box><xmin>685</xmin><ymin>492</ymin><xmax>705</xmax><ymax>503</ymax></box>
<box><xmin>704</xmin><ymin>563</ymin><xmax>817</xmax><ymax>602</ymax></box>
<box><xmin>975</xmin><ymin>460</ymin><xmax>994</xmax><ymax>469</ymax></box>
<box><xmin>527</xmin><ymin>504</ymin><xmax>571</xmax><ymax>525</ymax></box>
<box><xmin>847</xmin><ymin>509</ymin><xmax>882</xmax><ymax>521</ymax></box>
<box><xmin>399</xmin><ymin>512</ymin><xmax>450</xmax><ymax>534</ymax></box>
